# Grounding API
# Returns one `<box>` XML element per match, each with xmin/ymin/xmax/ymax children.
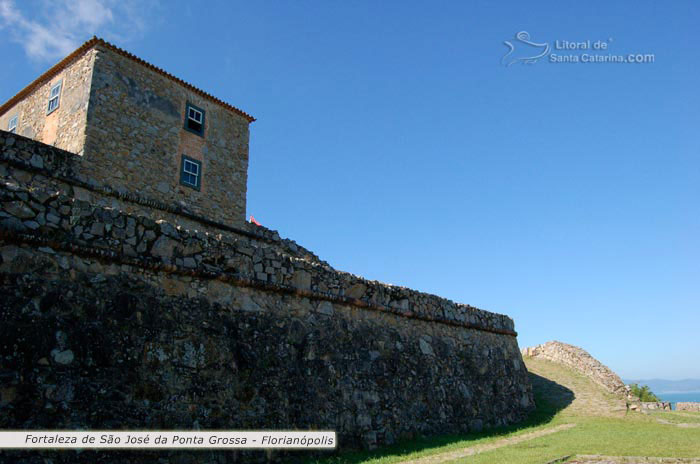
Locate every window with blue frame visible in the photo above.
<box><xmin>47</xmin><ymin>81</ymin><xmax>62</xmax><ymax>114</ymax></box>
<box><xmin>184</xmin><ymin>102</ymin><xmax>205</xmax><ymax>136</ymax></box>
<box><xmin>8</xmin><ymin>115</ymin><xmax>18</xmax><ymax>134</ymax></box>
<box><xmin>180</xmin><ymin>155</ymin><xmax>202</xmax><ymax>190</ymax></box>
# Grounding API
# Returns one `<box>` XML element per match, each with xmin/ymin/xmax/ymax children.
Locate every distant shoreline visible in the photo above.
<box><xmin>656</xmin><ymin>390</ymin><xmax>700</xmax><ymax>394</ymax></box>
<box><xmin>623</xmin><ymin>379</ymin><xmax>700</xmax><ymax>398</ymax></box>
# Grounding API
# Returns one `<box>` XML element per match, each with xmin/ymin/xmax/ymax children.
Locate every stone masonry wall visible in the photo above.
<box><xmin>0</xmin><ymin>49</ymin><xmax>95</xmax><ymax>155</ymax></box>
<box><xmin>640</xmin><ymin>402</ymin><xmax>671</xmax><ymax>411</ymax></box>
<box><xmin>522</xmin><ymin>341</ymin><xmax>626</xmax><ymax>395</ymax></box>
<box><xmin>82</xmin><ymin>45</ymin><xmax>250</xmax><ymax>227</ymax></box>
<box><xmin>0</xmin><ymin>130</ymin><xmax>322</xmax><ymax>266</ymax></box>
<box><xmin>676</xmin><ymin>403</ymin><xmax>700</xmax><ymax>412</ymax></box>
<box><xmin>0</xmin><ymin>130</ymin><xmax>518</xmax><ymax>337</ymax></box>
<box><xmin>0</xmin><ymin>133</ymin><xmax>534</xmax><ymax>462</ymax></box>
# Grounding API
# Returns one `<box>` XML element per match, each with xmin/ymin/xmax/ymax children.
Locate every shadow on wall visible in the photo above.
<box><xmin>528</xmin><ymin>372</ymin><xmax>575</xmax><ymax>421</ymax></box>
<box><xmin>304</xmin><ymin>373</ymin><xmax>574</xmax><ymax>464</ymax></box>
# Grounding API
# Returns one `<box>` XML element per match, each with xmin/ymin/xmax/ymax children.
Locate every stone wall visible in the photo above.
<box><xmin>82</xmin><ymin>45</ymin><xmax>250</xmax><ymax>227</ymax></box>
<box><xmin>0</xmin><ymin>132</ymin><xmax>534</xmax><ymax>462</ymax></box>
<box><xmin>522</xmin><ymin>341</ymin><xmax>626</xmax><ymax>395</ymax></box>
<box><xmin>640</xmin><ymin>402</ymin><xmax>671</xmax><ymax>411</ymax></box>
<box><xmin>676</xmin><ymin>403</ymin><xmax>700</xmax><ymax>412</ymax></box>
<box><xmin>0</xmin><ymin>131</ymin><xmax>514</xmax><ymax>331</ymax></box>
<box><xmin>0</xmin><ymin>49</ymin><xmax>95</xmax><ymax>155</ymax></box>
<box><xmin>0</xmin><ymin>130</ymin><xmax>320</xmax><ymax>266</ymax></box>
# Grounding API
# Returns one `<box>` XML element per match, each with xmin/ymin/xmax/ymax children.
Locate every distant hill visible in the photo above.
<box><xmin>623</xmin><ymin>378</ymin><xmax>700</xmax><ymax>393</ymax></box>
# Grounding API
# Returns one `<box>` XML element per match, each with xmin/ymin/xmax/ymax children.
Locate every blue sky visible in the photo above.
<box><xmin>1</xmin><ymin>1</ymin><xmax>698</xmax><ymax>379</ymax></box>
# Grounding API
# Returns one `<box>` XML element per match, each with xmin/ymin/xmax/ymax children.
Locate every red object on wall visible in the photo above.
<box><xmin>249</xmin><ymin>215</ymin><xmax>261</xmax><ymax>226</ymax></box>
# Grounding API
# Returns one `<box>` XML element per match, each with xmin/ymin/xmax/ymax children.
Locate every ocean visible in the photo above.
<box><xmin>657</xmin><ymin>392</ymin><xmax>700</xmax><ymax>408</ymax></box>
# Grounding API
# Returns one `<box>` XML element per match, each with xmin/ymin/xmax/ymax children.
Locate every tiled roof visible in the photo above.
<box><xmin>0</xmin><ymin>36</ymin><xmax>255</xmax><ymax>122</ymax></box>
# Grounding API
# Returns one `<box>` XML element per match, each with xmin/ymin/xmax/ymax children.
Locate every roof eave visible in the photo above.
<box><xmin>0</xmin><ymin>36</ymin><xmax>255</xmax><ymax>123</ymax></box>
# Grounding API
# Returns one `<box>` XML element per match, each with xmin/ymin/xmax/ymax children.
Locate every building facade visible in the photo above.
<box><xmin>0</xmin><ymin>37</ymin><xmax>254</xmax><ymax>226</ymax></box>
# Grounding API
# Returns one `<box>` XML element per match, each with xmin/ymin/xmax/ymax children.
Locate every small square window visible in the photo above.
<box><xmin>8</xmin><ymin>115</ymin><xmax>18</xmax><ymax>134</ymax></box>
<box><xmin>184</xmin><ymin>102</ymin><xmax>205</xmax><ymax>136</ymax></box>
<box><xmin>47</xmin><ymin>81</ymin><xmax>62</xmax><ymax>114</ymax></box>
<box><xmin>180</xmin><ymin>155</ymin><xmax>202</xmax><ymax>190</ymax></box>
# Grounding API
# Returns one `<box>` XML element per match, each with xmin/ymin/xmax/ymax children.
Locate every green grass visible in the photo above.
<box><xmin>305</xmin><ymin>357</ymin><xmax>700</xmax><ymax>463</ymax></box>
<box><xmin>459</xmin><ymin>415</ymin><xmax>700</xmax><ymax>464</ymax></box>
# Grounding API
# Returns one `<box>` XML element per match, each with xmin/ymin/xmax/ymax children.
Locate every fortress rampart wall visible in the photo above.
<box><xmin>0</xmin><ymin>131</ymin><xmax>533</xmax><ymax>461</ymax></box>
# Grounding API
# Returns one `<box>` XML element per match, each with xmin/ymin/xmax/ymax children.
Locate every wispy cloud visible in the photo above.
<box><xmin>0</xmin><ymin>0</ymin><xmax>158</xmax><ymax>62</ymax></box>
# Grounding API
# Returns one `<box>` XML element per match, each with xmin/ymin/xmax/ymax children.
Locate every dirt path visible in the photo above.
<box><xmin>655</xmin><ymin>418</ymin><xmax>700</xmax><ymax>428</ymax></box>
<box><xmin>396</xmin><ymin>423</ymin><xmax>577</xmax><ymax>464</ymax></box>
<box><xmin>669</xmin><ymin>412</ymin><xmax>700</xmax><ymax>420</ymax></box>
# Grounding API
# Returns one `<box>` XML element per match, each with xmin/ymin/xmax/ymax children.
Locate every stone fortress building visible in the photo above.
<box><xmin>0</xmin><ymin>38</ymin><xmax>533</xmax><ymax>462</ymax></box>
<box><xmin>0</xmin><ymin>37</ymin><xmax>253</xmax><ymax>227</ymax></box>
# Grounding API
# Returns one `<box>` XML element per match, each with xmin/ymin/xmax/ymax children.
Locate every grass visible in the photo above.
<box><xmin>459</xmin><ymin>415</ymin><xmax>700</xmax><ymax>464</ymax></box>
<box><xmin>305</xmin><ymin>357</ymin><xmax>700</xmax><ymax>463</ymax></box>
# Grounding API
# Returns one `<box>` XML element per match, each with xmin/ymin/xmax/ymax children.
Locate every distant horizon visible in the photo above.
<box><xmin>622</xmin><ymin>378</ymin><xmax>700</xmax><ymax>392</ymax></box>
<box><xmin>625</xmin><ymin>378</ymin><xmax>700</xmax><ymax>383</ymax></box>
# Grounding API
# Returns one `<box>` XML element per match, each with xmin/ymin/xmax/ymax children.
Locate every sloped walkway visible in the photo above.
<box><xmin>654</xmin><ymin>419</ymin><xmax>700</xmax><ymax>428</ymax></box>
<box><xmin>526</xmin><ymin>357</ymin><xmax>628</xmax><ymax>418</ymax></box>
<box><xmin>396</xmin><ymin>423</ymin><xmax>576</xmax><ymax>464</ymax></box>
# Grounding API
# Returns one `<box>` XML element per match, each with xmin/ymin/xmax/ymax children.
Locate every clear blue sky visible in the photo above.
<box><xmin>1</xmin><ymin>1</ymin><xmax>698</xmax><ymax>379</ymax></box>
